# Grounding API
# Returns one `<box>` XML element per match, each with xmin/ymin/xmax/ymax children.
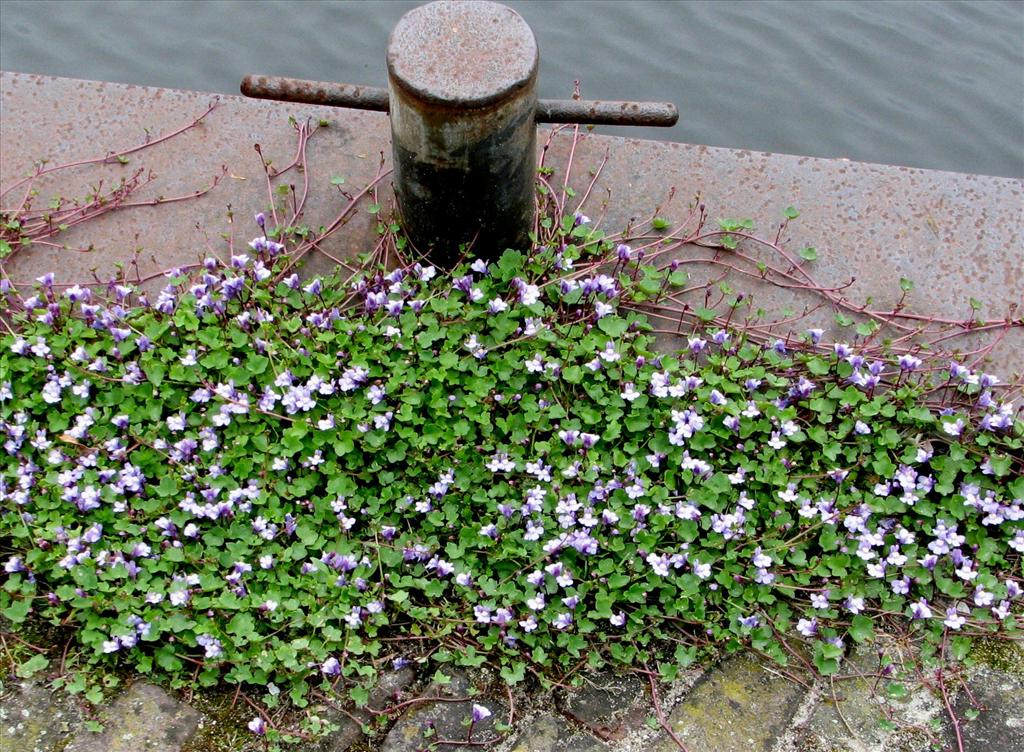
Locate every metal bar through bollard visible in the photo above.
<box><xmin>241</xmin><ymin>0</ymin><xmax>679</xmax><ymax>264</ymax></box>
<box><xmin>240</xmin><ymin>75</ymin><xmax>680</xmax><ymax>128</ymax></box>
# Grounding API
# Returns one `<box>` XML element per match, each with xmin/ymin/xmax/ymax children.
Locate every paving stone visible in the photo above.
<box><xmin>380</xmin><ymin>670</ymin><xmax>506</xmax><ymax>752</ymax></box>
<box><xmin>801</xmin><ymin>646</ymin><xmax>941</xmax><ymax>752</ymax></box>
<box><xmin>64</xmin><ymin>682</ymin><xmax>201</xmax><ymax>752</ymax></box>
<box><xmin>654</xmin><ymin>653</ymin><xmax>809</xmax><ymax>752</ymax></box>
<box><xmin>555</xmin><ymin>670</ymin><xmax>647</xmax><ymax>741</ymax></box>
<box><xmin>503</xmin><ymin>713</ymin><xmax>608</xmax><ymax>752</ymax></box>
<box><xmin>309</xmin><ymin>666</ymin><xmax>417</xmax><ymax>752</ymax></box>
<box><xmin>952</xmin><ymin>665</ymin><xmax>1024</xmax><ymax>752</ymax></box>
<box><xmin>0</xmin><ymin>678</ymin><xmax>83</xmax><ymax>752</ymax></box>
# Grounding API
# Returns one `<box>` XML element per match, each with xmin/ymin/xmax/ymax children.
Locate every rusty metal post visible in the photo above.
<box><xmin>387</xmin><ymin>0</ymin><xmax>538</xmax><ymax>265</ymax></box>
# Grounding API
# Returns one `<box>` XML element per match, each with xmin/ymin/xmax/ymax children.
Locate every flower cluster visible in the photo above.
<box><xmin>1</xmin><ymin>218</ymin><xmax>1021</xmax><ymax>706</ymax></box>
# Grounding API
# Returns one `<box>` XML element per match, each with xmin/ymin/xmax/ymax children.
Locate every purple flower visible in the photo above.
<box><xmin>810</xmin><ymin>592</ymin><xmax>830</xmax><ymax>609</ymax></box>
<box><xmin>558</xmin><ymin>428</ymin><xmax>579</xmax><ymax>446</ymax></box>
<box><xmin>796</xmin><ymin>618</ymin><xmax>818</xmax><ymax>637</ymax></box>
<box><xmin>910</xmin><ymin>599</ymin><xmax>932</xmax><ymax>619</ymax></box>
<box><xmin>471</xmin><ymin>704</ymin><xmax>492</xmax><ymax>722</ymax></box>
<box><xmin>943</xmin><ymin>607</ymin><xmax>966</xmax><ymax>630</ymax></box>
<box><xmin>247</xmin><ymin>717</ymin><xmax>267</xmax><ymax>735</ymax></box>
<box><xmin>898</xmin><ymin>354</ymin><xmax>922</xmax><ymax>371</ymax></box>
<box><xmin>942</xmin><ymin>418</ymin><xmax>965</xmax><ymax>437</ymax></box>
<box><xmin>553</xmin><ymin>612</ymin><xmax>573</xmax><ymax>630</ymax></box>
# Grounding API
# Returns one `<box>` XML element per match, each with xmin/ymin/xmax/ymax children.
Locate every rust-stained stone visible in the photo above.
<box><xmin>1</xmin><ymin>71</ymin><xmax>1020</xmax><ymax>376</ymax></box>
<box><xmin>0</xmin><ymin>71</ymin><xmax>387</xmax><ymax>287</ymax></box>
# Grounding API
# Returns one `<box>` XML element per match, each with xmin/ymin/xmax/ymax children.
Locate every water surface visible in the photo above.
<box><xmin>1</xmin><ymin>0</ymin><xmax>1021</xmax><ymax>177</ymax></box>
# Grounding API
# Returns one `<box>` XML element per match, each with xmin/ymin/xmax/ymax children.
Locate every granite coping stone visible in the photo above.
<box><xmin>5</xmin><ymin>651</ymin><xmax>1024</xmax><ymax>751</ymax></box>
<box><xmin>308</xmin><ymin>665</ymin><xmax>417</xmax><ymax>752</ymax></box>
<box><xmin>2</xmin><ymin>71</ymin><xmax>1020</xmax><ymax>376</ymax></box>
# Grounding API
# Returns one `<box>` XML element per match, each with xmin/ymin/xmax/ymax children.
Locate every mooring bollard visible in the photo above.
<box><xmin>241</xmin><ymin>0</ymin><xmax>678</xmax><ymax>266</ymax></box>
<box><xmin>386</xmin><ymin>0</ymin><xmax>538</xmax><ymax>264</ymax></box>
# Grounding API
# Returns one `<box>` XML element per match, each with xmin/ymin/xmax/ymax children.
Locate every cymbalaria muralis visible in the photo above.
<box><xmin>0</xmin><ymin>116</ymin><xmax>1021</xmax><ymax>747</ymax></box>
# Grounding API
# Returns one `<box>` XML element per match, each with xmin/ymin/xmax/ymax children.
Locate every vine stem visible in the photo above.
<box><xmin>1</xmin><ymin>99</ymin><xmax>219</xmax><ymax>210</ymax></box>
<box><xmin>645</xmin><ymin>669</ymin><xmax>691</xmax><ymax>752</ymax></box>
<box><xmin>939</xmin><ymin>631</ymin><xmax>966</xmax><ymax>752</ymax></box>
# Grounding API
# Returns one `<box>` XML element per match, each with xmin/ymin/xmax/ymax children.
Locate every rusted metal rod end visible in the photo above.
<box><xmin>537</xmin><ymin>99</ymin><xmax>678</xmax><ymax>127</ymax></box>
<box><xmin>387</xmin><ymin>0</ymin><xmax>539</xmax><ymax>264</ymax></box>
<box><xmin>241</xmin><ymin>74</ymin><xmax>390</xmax><ymax>111</ymax></box>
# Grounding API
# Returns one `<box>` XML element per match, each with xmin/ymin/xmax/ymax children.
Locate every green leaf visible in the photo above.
<box><xmin>155</xmin><ymin>648</ymin><xmax>182</xmax><ymax>672</ymax></box>
<box><xmin>200</xmin><ymin>350</ymin><xmax>230</xmax><ymax>370</ymax></box>
<box><xmin>885</xmin><ymin>682</ymin><xmax>908</xmax><ymax>699</ymax></box>
<box><xmin>799</xmin><ymin>247</ymin><xmax>818</xmax><ymax>261</ymax></box>
<box><xmin>3</xmin><ymin>598</ymin><xmax>30</xmax><ymax>623</ymax></box>
<box><xmin>659</xmin><ymin>662</ymin><xmax>680</xmax><ymax>682</ymax></box>
<box><xmin>987</xmin><ymin>455</ymin><xmax>1011</xmax><ymax>477</ymax></box>
<box><xmin>246</xmin><ymin>355</ymin><xmax>269</xmax><ymax>375</ymax></box>
<box><xmin>598</xmin><ymin>317</ymin><xmax>629</xmax><ymax>337</ymax></box>
<box><xmin>500</xmin><ymin>661</ymin><xmax>526</xmax><ymax>685</ymax></box>
<box><xmin>143</xmin><ymin>360</ymin><xmax>166</xmax><ymax>386</ymax></box>
<box><xmin>849</xmin><ymin>615</ymin><xmax>874</xmax><ymax>644</ymax></box>
<box><xmin>562</xmin><ymin>365</ymin><xmax>583</xmax><ymax>384</ymax></box>
<box><xmin>834</xmin><ymin>312</ymin><xmax>853</xmax><ymax>327</ymax></box>
<box><xmin>950</xmin><ymin>636</ymin><xmax>972</xmax><ymax>662</ymax></box>
<box><xmin>496</xmin><ymin>249</ymin><xmax>525</xmax><ymax>279</ymax></box>
<box><xmin>16</xmin><ymin>653</ymin><xmax>49</xmax><ymax>678</ymax></box>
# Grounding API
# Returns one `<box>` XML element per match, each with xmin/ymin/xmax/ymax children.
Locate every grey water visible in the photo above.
<box><xmin>1</xmin><ymin>0</ymin><xmax>1022</xmax><ymax>178</ymax></box>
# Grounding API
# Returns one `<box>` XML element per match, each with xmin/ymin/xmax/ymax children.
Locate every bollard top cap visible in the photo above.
<box><xmin>387</xmin><ymin>0</ymin><xmax>538</xmax><ymax>108</ymax></box>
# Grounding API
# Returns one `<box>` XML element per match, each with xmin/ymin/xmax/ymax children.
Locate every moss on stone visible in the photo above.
<box><xmin>968</xmin><ymin>637</ymin><xmax>1024</xmax><ymax>677</ymax></box>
